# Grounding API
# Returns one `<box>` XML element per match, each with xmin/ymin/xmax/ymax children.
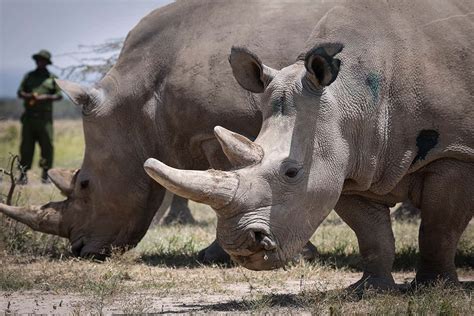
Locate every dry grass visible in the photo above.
<box><xmin>0</xmin><ymin>120</ymin><xmax>473</xmax><ymax>314</ymax></box>
<box><xmin>1</xmin><ymin>202</ymin><xmax>472</xmax><ymax>314</ymax></box>
<box><xmin>0</xmin><ymin>119</ymin><xmax>84</xmax><ymax>178</ymax></box>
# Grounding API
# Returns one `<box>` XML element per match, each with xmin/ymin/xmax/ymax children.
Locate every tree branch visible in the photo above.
<box><xmin>55</xmin><ymin>38</ymin><xmax>124</xmax><ymax>82</ymax></box>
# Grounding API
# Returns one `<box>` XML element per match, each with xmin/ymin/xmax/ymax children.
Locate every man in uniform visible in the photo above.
<box><xmin>17</xmin><ymin>49</ymin><xmax>62</xmax><ymax>184</ymax></box>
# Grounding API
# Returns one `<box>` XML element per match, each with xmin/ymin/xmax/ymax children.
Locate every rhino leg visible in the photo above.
<box><xmin>335</xmin><ymin>195</ymin><xmax>396</xmax><ymax>292</ymax></box>
<box><xmin>413</xmin><ymin>159</ymin><xmax>473</xmax><ymax>288</ymax></box>
<box><xmin>162</xmin><ymin>195</ymin><xmax>196</xmax><ymax>225</ymax></box>
<box><xmin>194</xmin><ymin>137</ymin><xmax>234</xmax><ymax>264</ymax></box>
<box><xmin>197</xmin><ymin>239</ymin><xmax>231</xmax><ymax>264</ymax></box>
<box><xmin>300</xmin><ymin>240</ymin><xmax>319</xmax><ymax>261</ymax></box>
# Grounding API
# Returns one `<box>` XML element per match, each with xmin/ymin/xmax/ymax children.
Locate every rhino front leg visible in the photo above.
<box><xmin>162</xmin><ymin>195</ymin><xmax>196</xmax><ymax>225</ymax></box>
<box><xmin>196</xmin><ymin>138</ymin><xmax>234</xmax><ymax>264</ymax></box>
<box><xmin>335</xmin><ymin>195</ymin><xmax>396</xmax><ymax>292</ymax></box>
<box><xmin>413</xmin><ymin>160</ymin><xmax>473</xmax><ymax>287</ymax></box>
<box><xmin>197</xmin><ymin>239</ymin><xmax>230</xmax><ymax>264</ymax></box>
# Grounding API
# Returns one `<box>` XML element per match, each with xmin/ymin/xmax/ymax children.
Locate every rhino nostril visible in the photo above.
<box><xmin>260</xmin><ymin>235</ymin><xmax>277</xmax><ymax>250</ymax></box>
<box><xmin>254</xmin><ymin>231</ymin><xmax>277</xmax><ymax>251</ymax></box>
<box><xmin>254</xmin><ymin>231</ymin><xmax>263</xmax><ymax>243</ymax></box>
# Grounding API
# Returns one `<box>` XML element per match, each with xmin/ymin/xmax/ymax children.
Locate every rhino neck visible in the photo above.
<box><xmin>323</xmin><ymin>51</ymin><xmax>390</xmax><ymax>195</ymax></box>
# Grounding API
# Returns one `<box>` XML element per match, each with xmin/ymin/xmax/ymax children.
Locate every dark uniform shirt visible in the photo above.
<box><xmin>17</xmin><ymin>68</ymin><xmax>61</xmax><ymax>114</ymax></box>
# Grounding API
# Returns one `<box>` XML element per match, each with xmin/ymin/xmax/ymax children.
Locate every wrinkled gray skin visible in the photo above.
<box><xmin>0</xmin><ymin>0</ymin><xmax>336</xmax><ymax>259</ymax></box>
<box><xmin>145</xmin><ymin>0</ymin><xmax>474</xmax><ymax>290</ymax></box>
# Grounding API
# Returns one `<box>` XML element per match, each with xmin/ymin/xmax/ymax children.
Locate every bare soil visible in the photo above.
<box><xmin>2</xmin><ymin>270</ymin><xmax>473</xmax><ymax>315</ymax></box>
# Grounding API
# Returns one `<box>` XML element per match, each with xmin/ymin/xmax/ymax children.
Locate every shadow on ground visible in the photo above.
<box><xmin>138</xmin><ymin>248</ymin><xmax>473</xmax><ymax>271</ymax></box>
<box><xmin>6</xmin><ymin>244</ymin><xmax>470</xmax><ymax>272</ymax></box>
<box><xmin>159</xmin><ymin>282</ymin><xmax>474</xmax><ymax>314</ymax></box>
<box><xmin>204</xmin><ymin>293</ymin><xmax>306</xmax><ymax>312</ymax></box>
<box><xmin>154</xmin><ymin>293</ymin><xmax>308</xmax><ymax>314</ymax></box>
<box><xmin>140</xmin><ymin>252</ymin><xmax>235</xmax><ymax>268</ymax></box>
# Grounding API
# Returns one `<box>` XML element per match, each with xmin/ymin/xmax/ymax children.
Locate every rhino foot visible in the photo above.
<box><xmin>410</xmin><ymin>271</ymin><xmax>460</xmax><ymax>290</ymax></box>
<box><xmin>197</xmin><ymin>239</ymin><xmax>231</xmax><ymax>264</ymax></box>
<box><xmin>347</xmin><ymin>274</ymin><xmax>398</xmax><ymax>295</ymax></box>
<box><xmin>300</xmin><ymin>241</ymin><xmax>319</xmax><ymax>261</ymax></box>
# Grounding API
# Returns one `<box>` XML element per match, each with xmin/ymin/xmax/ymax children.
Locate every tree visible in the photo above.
<box><xmin>57</xmin><ymin>38</ymin><xmax>124</xmax><ymax>82</ymax></box>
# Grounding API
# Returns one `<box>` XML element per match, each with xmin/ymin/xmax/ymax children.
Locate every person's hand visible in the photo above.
<box><xmin>34</xmin><ymin>94</ymin><xmax>52</xmax><ymax>101</ymax></box>
<box><xmin>27</xmin><ymin>93</ymin><xmax>38</xmax><ymax>106</ymax></box>
<box><xmin>20</xmin><ymin>92</ymin><xmax>33</xmax><ymax>99</ymax></box>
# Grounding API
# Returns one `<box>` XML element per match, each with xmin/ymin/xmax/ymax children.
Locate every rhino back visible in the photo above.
<box><xmin>303</xmin><ymin>0</ymin><xmax>473</xmax><ymax>194</ymax></box>
<box><xmin>110</xmin><ymin>0</ymin><xmax>338</xmax><ymax>168</ymax></box>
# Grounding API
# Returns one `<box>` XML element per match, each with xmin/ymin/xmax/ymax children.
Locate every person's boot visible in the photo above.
<box><xmin>41</xmin><ymin>169</ymin><xmax>50</xmax><ymax>184</ymax></box>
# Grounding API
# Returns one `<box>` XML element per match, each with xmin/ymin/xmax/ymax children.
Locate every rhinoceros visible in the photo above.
<box><xmin>145</xmin><ymin>0</ymin><xmax>474</xmax><ymax>289</ymax></box>
<box><xmin>0</xmin><ymin>0</ymin><xmax>337</xmax><ymax>260</ymax></box>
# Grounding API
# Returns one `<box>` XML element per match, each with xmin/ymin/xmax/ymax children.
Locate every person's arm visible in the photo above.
<box><xmin>34</xmin><ymin>93</ymin><xmax>62</xmax><ymax>101</ymax></box>
<box><xmin>17</xmin><ymin>74</ymin><xmax>33</xmax><ymax>100</ymax></box>
<box><xmin>18</xmin><ymin>91</ymin><xmax>34</xmax><ymax>99</ymax></box>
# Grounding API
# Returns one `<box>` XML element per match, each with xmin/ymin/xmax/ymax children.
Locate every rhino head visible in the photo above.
<box><xmin>145</xmin><ymin>44</ymin><xmax>352</xmax><ymax>270</ymax></box>
<box><xmin>0</xmin><ymin>77</ymin><xmax>164</xmax><ymax>258</ymax></box>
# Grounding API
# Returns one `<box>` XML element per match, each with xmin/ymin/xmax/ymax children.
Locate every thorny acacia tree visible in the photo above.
<box><xmin>57</xmin><ymin>38</ymin><xmax>124</xmax><ymax>81</ymax></box>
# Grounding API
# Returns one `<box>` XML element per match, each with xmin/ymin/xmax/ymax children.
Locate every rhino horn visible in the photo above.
<box><xmin>144</xmin><ymin>158</ymin><xmax>238</xmax><ymax>210</ymax></box>
<box><xmin>214</xmin><ymin>126</ymin><xmax>263</xmax><ymax>168</ymax></box>
<box><xmin>48</xmin><ymin>168</ymin><xmax>79</xmax><ymax>197</ymax></box>
<box><xmin>0</xmin><ymin>201</ymin><xmax>67</xmax><ymax>237</ymax></box>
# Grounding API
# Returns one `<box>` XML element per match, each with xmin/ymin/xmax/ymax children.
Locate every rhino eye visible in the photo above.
<box><xmin>280</xmin><ymin>160</ymin><xmax>303</xmax><ymax>183</ymax></box>
<box><xmin>285</xmin><ymin>167</ymin><xmax>300</xmax><ymax>178</ymax></box>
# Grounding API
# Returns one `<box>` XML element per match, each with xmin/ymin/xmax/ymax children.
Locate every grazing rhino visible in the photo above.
<box><xmin>0</xmin><ymin>0</ymin><xmax>336</xmax><ymax>260</ymax></box>
<box><xmin>145</xmin><ymin>0</ymin><xmax>474</xmax><ymax>289</ymax></box>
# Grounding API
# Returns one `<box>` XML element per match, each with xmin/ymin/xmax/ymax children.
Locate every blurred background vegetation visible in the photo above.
<box><xmin>0</xmin><ymin>99</ymin><xmax>81</xmax><ymax>121</ymax></box>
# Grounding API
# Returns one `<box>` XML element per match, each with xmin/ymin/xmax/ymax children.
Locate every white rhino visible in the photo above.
<box><xmin>145</xmin><ymin>0</ymin><xmax>474</xmax><ymax>289</ymax></box>
<box><xmin>0</xmin><ymin>0</ymin><xmax>336</xmax><ymax>260</ymax></box>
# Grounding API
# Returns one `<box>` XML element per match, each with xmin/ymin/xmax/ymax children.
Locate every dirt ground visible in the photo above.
<box><xmin>1</xmin><ymin>271</ymin><xmax>473</xmax><ymax>315</ymax></box>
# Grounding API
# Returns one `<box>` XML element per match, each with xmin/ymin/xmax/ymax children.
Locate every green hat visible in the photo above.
<box><xmin>32</xmin><ymin>49</ymin><xmax>52</xmax><ymax>65</ymax></box>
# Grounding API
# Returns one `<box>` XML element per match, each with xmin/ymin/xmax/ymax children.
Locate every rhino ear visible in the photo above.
<box><xmin>55</xmin><ymin>79</ymin><xmax>101</xmax><ymax>114</ymax></box>
<box><xmin>48</xmin><ymin>168</ymin><xmax>79</xmax><ymax>197</ymax></box>
<box><xmin>229</xmin><ymin>46</ymin><xmax>277</xmax><ymax>93</ymax></box>
<box><xmin>304</xmin><ymin>43</ymin><xmax>343</xmax><ymax>88</ymax></box>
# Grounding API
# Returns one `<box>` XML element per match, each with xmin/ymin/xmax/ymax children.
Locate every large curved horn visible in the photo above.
<box><xmin>214</xmin><ymin>126</ymin><xmax>263</xmax><ymax>168</ymax></box>
<box><xmin>0</xmin><ymin>202</ymin><xmax>67</xmax><ymax>237</ymax></box>
<box><xmin>144</xmin><ymin>158</ymin><xmax>238</xmax><ymax>210</ymax></box>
